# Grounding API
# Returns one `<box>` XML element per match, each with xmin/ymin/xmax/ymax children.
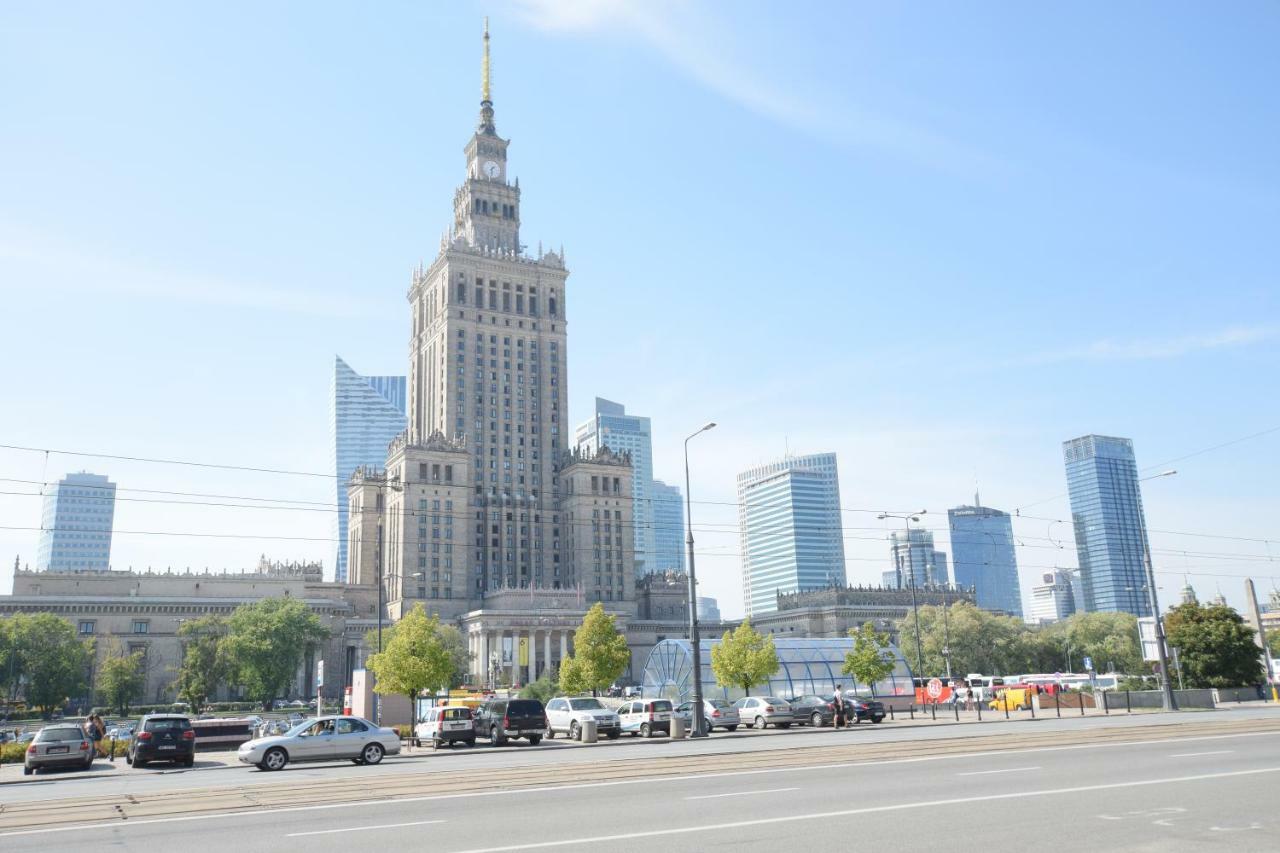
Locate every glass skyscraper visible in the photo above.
<box><xmin>37</xmin><ymin>472</ymin><xmax>116</xmax><ymax>571</ymax></box>
<box><xmin>1063</xmin><ymin>434</ymin><xmax>1152</xmax><ymax>616</ymax></box>
<box><xmin>650</xmin><ymin>479</ymin><xmax>685</xmax><ymax>574</ymax></box>
<box><xmin>885</xmin><ymin>527</ymin><xmax>949</xmax><ymax>589</ymax></box>
<box><xmin>738</xmin><ymin>453</ymin><xmax>847</xmax><ymax>616</ymax></box>
<box><xmin>574</xmin><ymin>398</ymin><xmax>657</xmax><ymax>575</ymax></box>
<box><xmin>948</xmin><ymin>497</ymin><xmax>1022</xmax><ymax>616</ymax></box>
<box><xmin>332</xmin><ymin>355</ymin><xmax>407</xmax><ymax>583</ymax></box>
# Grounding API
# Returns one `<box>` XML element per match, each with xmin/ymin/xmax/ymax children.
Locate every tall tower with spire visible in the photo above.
<box><xmin>397</xmin><ymin>19</ymin><xmax>573</xmax><ymax>605</ymax></box>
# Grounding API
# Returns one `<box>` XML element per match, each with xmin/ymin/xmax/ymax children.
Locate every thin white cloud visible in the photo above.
<box><xmin>507</xmin><ymin>0</ymin><xmax>997</xmax><ymax>173</ymax></box>
<box><xmin>1029</xmin><ymin>326</ymin><xmax>1275</xmax><ymax>364</ymax></box>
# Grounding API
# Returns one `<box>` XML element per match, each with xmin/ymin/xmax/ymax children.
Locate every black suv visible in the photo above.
<box><xmin>127</xmin><ymin>714</ymin><xmax>195</xmax><ymax>768</ymax></box>
<box><xmin>474</xmin><ymin>698</ymin><xmax>547</xmax><ymax>746</ymax></box>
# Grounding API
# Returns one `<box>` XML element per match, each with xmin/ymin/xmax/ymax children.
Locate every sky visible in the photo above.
<box><xmin>1</xmin><ymin>1</ymin><xmax>1278</xmax><ymax>620</ymax></box>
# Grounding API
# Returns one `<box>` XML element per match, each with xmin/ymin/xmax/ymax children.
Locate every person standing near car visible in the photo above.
<box><xmin>832</xmin><ymin>685</ymin><xmax>847</xmax><ymax>729</ymax></box>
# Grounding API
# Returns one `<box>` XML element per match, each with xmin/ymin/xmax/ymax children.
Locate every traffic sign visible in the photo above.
<box><xmin>1082</xmin><ymin>656</ymin><xmax>1093</xmax><ymax>672</ymax></box>
<box><xmin>926</xmin><ymin>678</ymin><xmax>943</xmax><ymax>700</ymax></box>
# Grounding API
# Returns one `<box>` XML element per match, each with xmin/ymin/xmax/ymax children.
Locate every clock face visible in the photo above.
<box><xmin>483</xmin><ymin>160</ymin><xmax>501</xmax><ymax>178</ymax></box>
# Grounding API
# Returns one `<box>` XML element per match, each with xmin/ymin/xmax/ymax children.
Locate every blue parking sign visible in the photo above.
<box><xmin>1083</xmin><ymin>656</ymin><xmax>1093</xmax><ymax>671</ymax></box>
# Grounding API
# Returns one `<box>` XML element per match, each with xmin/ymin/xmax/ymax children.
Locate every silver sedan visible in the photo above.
<box><xmin>237</xmin><ymin>715</ymin><xmax>400</xmax><ymax>771</ymax></box>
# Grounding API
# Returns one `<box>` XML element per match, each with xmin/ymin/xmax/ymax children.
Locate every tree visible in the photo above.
<box><xmin>559</xmin><ymin>603</ymin><xmax>630</xmax><ymax>696</ymax></box>
<box><xmin>365</xmin><ymin>617</ymin><xmax>471</xmax><ymax>689</ymax></box>
<box><xmin>224</xmin><ymin>597</ymin><xmax>328</xmax><ymax>710</ymax></box>
<box><xmin>842</xmin><ymin>623</ymin><xmax>898</xmax><ymax>695</ymax></box>
<box><xmin>174</xmin><ymin>615</ymin><xmax>229</xmax><ymax>714</ymax></box>
<box><xmin>2</xmin><ymin>613</ymin><xmax>93</xmax><ymax>717</ymax></box>
<box><xmin>1043</xmin><ymin>611</ymin><xmax>1143</xmax><ymax>675</ymax></box>
<box><xmin>1266</xmin><ymin>630</ymin><xmax>1280</xmax><ymax>659</ymax></box>
<box><xmin>96</xmin><ymin>640</ymin><xmax>145</xmax><ymax>716</ymax></box>
<box><xmin>1164</xmin><ymin>601</ymin><xmax>1264</xmax><ymax>689</ymax></box>
<box><xmin>365</xmin><ymin>604</ymin><xmax>454</xmax><ymax>726</ymax></box>
<box><xmin>710</xmin><ymin>618</ymin><xmax>779</xmax><ymax>697</ymax></box>
<box><xmin>519</xmin><ymin>672</ymin><xmax>559</xmax><ymax>705</ymax></box>
<box><xmin>898</xmin><ymin>603</ymin><xmax>1034</xmax><ymax>677</ymax></box>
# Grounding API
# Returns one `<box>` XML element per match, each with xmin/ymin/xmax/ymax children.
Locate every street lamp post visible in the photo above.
<box><xmin>880</xmin><ymin>511</ymin><xmax>927</xmax><ymax>681</ymax></box>
<box><xmin>371</xmin><ymin>477</ymin><xmax>403</xmax><ymax>725</ymax></box>
<box><xmin>683</xmin><ymin>422</ymin><xmax>716</xmax><ymax>738</ymax></box>
<box><xmin>1139</xmin><ymin>469</ymin><xmax>1178</xmax><ymax>712</ymax></box>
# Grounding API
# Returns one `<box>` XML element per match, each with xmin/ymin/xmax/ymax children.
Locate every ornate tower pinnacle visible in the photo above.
<box><xmin>479</xmin><ymin>17</ymin><xmax>495</xmax><ymax>135</ymax></box>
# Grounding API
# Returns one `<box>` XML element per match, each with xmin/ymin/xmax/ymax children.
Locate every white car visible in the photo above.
<box><xmin>544</xmin><ymin>697</ymin><xmax>621</xmax><ymax>740</ymax></box>
<box><xmin>618</xmin><ymin>699</ymin><xmax>672</xmax><ymax>737</ymax></box>
<box><xmin>414</xmin><ymin>706</ymin><xmax>476</xmax><ymax>748</ymax></box>
<box><xmin>237</xmin><ymin>715</ymin><xmax>400</xmax><ymax>771</ymax></box>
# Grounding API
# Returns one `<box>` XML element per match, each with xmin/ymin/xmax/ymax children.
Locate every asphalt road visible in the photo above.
<box><xmin>3</xmin><ymin>707</ymin><xmax>1279</xmax><ymax>851</ymax></box>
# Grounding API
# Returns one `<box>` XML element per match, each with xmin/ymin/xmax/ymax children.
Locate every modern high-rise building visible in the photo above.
<box><xmin>948</xmin><ymin>496</ymin><xmax>1022</xmax><ymax>616</ymax></box>
<box><xmin>1029</xmin><ymin>570</ymin><xmax>1077</xmax><ymax>623</ymax></box>
<box><xmin>37</xmin><ymin>472</ymin><xmax>116</xmax><ymax>572</ymax></box>
<box><xmin>697</xmin><ymin>596</ymin><xmax>721</xmax><ymax>622</ymax></box>
<box><xmin>331</xmin><ymin>355</ymin><xmax>407</xmax><ymax>582</ymax></box>
<box><xmin>575</xmin><ymin>398</ymin><xmax>655</xmax><ymax>575</ymax></box>
<box><xmin>649</xmin><ymin>479</ymin><xmax>685</xmax><ymax>574</ymax></box>
<box><xmin>884</xmin><ymin>527</ymin><xmax>949</xmax><ymax>589</ymax></box>
<box><xmin>738</xmin><ymin>453</ymin><xmax>846</xmax><ymax>616</ymax></box>
<box><xmin>1063</xmin><ymin>434</ymin><xmax>1153</xmax><ymax>616</ymax></box>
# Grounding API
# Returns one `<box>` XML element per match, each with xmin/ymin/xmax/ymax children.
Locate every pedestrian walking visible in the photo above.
<box><xmin>89</xmin><ymin>714</ymin><xmax>106</xmax><ymax>757</ymax></box>
<box><xmin>832</xmin><ymin>685</ymin><xmax>847</xmax><ymax>729</ymax></box>
<box><xmin>966</xmin><ymin>687</ymin><xmax>975</xmax><ymax>712</ymax></box>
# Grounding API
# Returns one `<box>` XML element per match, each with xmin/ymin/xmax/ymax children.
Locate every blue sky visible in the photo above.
<box><xmin>2</xmin><ymin>1</ymin><xmax>1278</xmax><ymax>618</ymax></box>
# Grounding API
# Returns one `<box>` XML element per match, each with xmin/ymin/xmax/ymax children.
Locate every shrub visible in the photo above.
<box><xmin>1</xmin><ymin>741</ymin><xmax>27</xmax><ymax>763</ymax></box>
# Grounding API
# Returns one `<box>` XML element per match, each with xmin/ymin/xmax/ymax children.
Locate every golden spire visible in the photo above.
<box><xmin>481</xmin><ymin>17</ymin><xmax>491</xmax><ymax>103</ymax></box>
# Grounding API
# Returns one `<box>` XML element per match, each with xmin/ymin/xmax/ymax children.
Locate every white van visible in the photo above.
<box><xmin>414</xmin><ymin>705</ymin><xmax>476</xmax><ymax>748</ymax></box>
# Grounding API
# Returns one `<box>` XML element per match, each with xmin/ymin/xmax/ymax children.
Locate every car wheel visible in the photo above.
<box><xmin>361</xmin><ymin>743</ymin><xmax>384</xmax><ymax>765</ymax></box>
<box><xmin>491</xmin><ymin>726</ymin><xmax>506</xmax><ymax>746</ymax></box>
<box><xmin>182</xmin><ymin>756</ymin><xmax>195</xmax><ymax>767</ymax></box>
<box><xmin>22</xmin><ymin>766</ymin><xmax>33</xmax><ymax>776</ymax></box>
<box><xmin>872</xmin><ymin>716</ymin><xmax>884</xmax><ymax>724</ymax></box>
<box><xmin>606</xmin><ymin>731</ymin><xmax>620</xmax><ymax>740</ymax></box>
<box><xmin>260</xmin><ymin>747</ymin><xmax>288</xmax><ymax>772</ymax></box>
<box><xmin>701</xmin><ymin>719</ymin><xmax>712</xmax><ymax>736</ymax></box>
<box><xmin>755</xmin><ymin>716</ymin><xmax>767</xmax><ymax>730</ymax></box>
<box><xmin>134</xmin><ymin>758</ymin><xmax>148</xmax><ymax>769</ymax></box>
<box><xmin>640</xmin><ymin>723</ymin><xmax>651</xmax><ymax>738</ymax></box>
<box><xmin>466</xmin><ymin>738</ymin><xmax>476</xmax><ymax>747</ymax></box>
<box><xmin>726</xmin><ymin>725</ymin><xmax>738</xmax><ymax>732</ymax></box>
<box><xmin>811</xmin><ymin>712</ymin><xmax>824</xmax><ymax>728</ymax></box>
<box><xmin>569</xmin><ymin>721</ymin><xmax>580</xmax><ymax>741</ymax></box>
<box><xmin>83</xmin><ymin>756</ymin><xmax>95</xmax><ymax>770</ymax></box>
<box><xmin>527</xmin><ymin>735</ymin><xmax>541</xmax><ymax>746</ymax></box>
<box><xmin>546</xmin><ymin>729</ymin><xmax>555</xmax><ymax>739</ymax></box>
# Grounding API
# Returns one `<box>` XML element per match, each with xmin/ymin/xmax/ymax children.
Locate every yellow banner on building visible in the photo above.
<box><xmin>518</xmin><ymin>637</ymin><xmax>529</xmax><ymax>667</ymax></box>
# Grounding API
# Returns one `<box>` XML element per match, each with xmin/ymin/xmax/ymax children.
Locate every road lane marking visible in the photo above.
<box><xmin>444</xmin><ymin>767</ymin><xmax>1280</xmax><ymax>853</ymax></box>
<box><xmin>2</xmin><ymin>729</ymin><xmax>1278</xmax><ymax>838</ymax></box>
<box><xmin>1168</xmin><ymin>750</ymin><xmax>1233</xmax><ymax>758</ymax></box>
<box><xmin>956</xmin><ymin>766</ymin><xmax>1040</xmax><ymax>776</ymax></box>
<box><xmin>684</xmin><ymin>787</ymin><xmax>798</xmax><ymax>800</ymax></box>
<box><xmin>286</xmin><ymin>819</ymin><xmax>445</xmax><ymax>837</ymax></box>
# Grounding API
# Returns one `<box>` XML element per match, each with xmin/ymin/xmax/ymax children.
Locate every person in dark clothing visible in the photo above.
<box><xmin>832</xmin><ymin>685</ymin><xmax>847</xmax><ymax>729</ymax></box>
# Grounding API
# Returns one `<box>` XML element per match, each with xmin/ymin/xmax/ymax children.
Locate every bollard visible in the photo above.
<box><xmin>910</xmin><ymin>705</ymin><xmax>915</xmax><ymax>721</ymax></box>
<box><xmin>1236</xmin><ymin>690</ymin><xmax>1242</xmax><ymax>704</ymax></box>
<box><xmin>977</xmin><ymin>701</ymin><xmax>982</xmax><ymax>722</ymax></box>
<box><xmin>888</xmin><ymin>706</ymin><xmax>894</xmax><ymax>721</ymax></box>
<box><xmin>671</xmin><ymin>715</ymin><xmax>687</xmax><ymax>740</ymax></box>
<box><xmin>1102</xmin><ymin>691</ymin><xmax>1109</xmax><ymax>715</ymax></box>
<box><xmin>931</xmin><ymin>702</ymin><xmax>936</xmax><ymax>721</ymax></box>
<box><xmin>954</xmin><ymin>701</ymin><xmax>959</xmax><ymax>722</ymax></box>
<box><xmin>1004</xmin><ymin>699</ymin><xmax>1009</xmax><ymax>719</ymax></box>
<box><xmin>1029</xmin><ymin>696</ymin><xmax>1035</xmax><ymax>718</ymax></box>
<box><xmin>1080</xmin><ymin>694</ymin><xmax>1085</xmax><ymax>716</ymax></box>
<box><xmin>1055</xmin><ymin>693</ymin><xmax>1061</xmax><ymax>718</ymax></box>
<box><xmin>580</xmin><ymin>718</ymin><xmax>598</xmax><ymax>743</ymax></box>
<box><xmin>111</xmin><ymin>736</ymin><xmax>117</xmax><ymax>764</ymax></box>
<box><xmin>1126</xmin><ymin>690</ymin><xmax>1131</xmax><ymax>713</ymax></box>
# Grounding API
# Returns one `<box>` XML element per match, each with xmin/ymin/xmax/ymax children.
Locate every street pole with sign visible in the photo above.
<box><xmin>316</xmin><ymin>659</ymin><xmax>324</xmax><ymax>719</ymax></box>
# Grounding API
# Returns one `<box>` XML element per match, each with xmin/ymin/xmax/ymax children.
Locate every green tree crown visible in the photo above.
<box><xmin>710</xmin><ymin>618</ymin><xmax>779</xmax><ymax>697</ymax></box>
<box><xmin>558</xmin><ymin>603</ymin><xmax>630</xmax><ymax>696</ymax></box>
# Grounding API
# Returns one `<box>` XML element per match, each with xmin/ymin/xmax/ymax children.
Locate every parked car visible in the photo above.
<box><xmin>237</xmin><ymin>715</ymin><xmax>400</xmax><ymax>771</ymax></box>
<box><xmin>733</xmin><ymin>696</ymin><xmax>794</xmax><ymax>729</ymax></box>
<box><xmin>475</xmin><ymin>698</ymin><xmax>547</xmax><ymax>746</ymax></box>
<box><xmin>127</xmin><ymin>714</ymin><xmax>196</xmax><ymax>768</ymax></box>
<box><xmin>544</xmin><ymin>697</ymin><xmax>621</xmax><ymax>740</ymax></box>
<box><xmin>618</xmin><ymin>698</ymin><xmax>673</xmax><ymax>737</ymax></box>
<box><xmin>23</xmin><ymin>725</ymin><xmax>94</xmax><ymax>775</ymax></box>
<box><xmin>673</xmin><ymin>698</ymin><xmax>740</xmax><ymax>734</ymax></box>
<box><xmin>416</xmin><ymin>706</ymin><xmax>476</xmax><ymax>748</ymax></box>
<box><xmin>843</xmin><ymin>693</ymin><xmax>886</xmax><ymax>723</ymax></box>
<box><xmin>789</xmin><ymin>694</ymin><xmax>836</xmax><ymax>727</ymax></box>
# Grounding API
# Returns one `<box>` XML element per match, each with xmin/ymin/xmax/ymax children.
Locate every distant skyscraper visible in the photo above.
<box><xmin>885</xmin><ymin>527</ymin><xmax>949</xmax><ymax>589</ymax></box>
<box><xmin>332</xmin><ymin>355</ymin><xmax>407</xmax><ymax>582</ymax></box>
<box><xmin>1063</xmin><ymin>434</ymin><xmax>1152</xmax><ymax>616</ymax></box>
<box><xmin>697</xmin><ymin>596</ymin><xmax>721</xmax><ymax>622</ymax></box>
<box><xmin>948</xmin><ymin>496</ymin><xmax>1022</xmax><ymax>616</ymax></box>
<box><xmin>738</xmin><ymin>452</ymin><xmax>846</xmax><ymax>616</ymax></box>
<box><xmin>37</xmin><ymin>472</ymin><xmax>116</xmax><ymax>572</ymax></box>
<box><xmin>575</xmin><ymin>398</ymin><xmax>656</xmax><ymax>575</ymax></box>
<box><xmin>1029</xmin><ymin>570</ymin><xmax>1077</xmax><ymax>623</ymax></box>
<box><xmin>650</xmin><ymin>479</ymin><xmax>685</xmax><ymax>574</ymax></box>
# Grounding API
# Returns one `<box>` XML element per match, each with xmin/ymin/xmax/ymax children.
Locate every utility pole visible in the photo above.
<box><xmin>683</xmin><ymin>422</ymin><xmax>716</xmax><ymax>738</ymax></box>
<box><xmin>880</xmin><ymin>511</ymin><xmax>927</xmax><ymax>680</ymax></box>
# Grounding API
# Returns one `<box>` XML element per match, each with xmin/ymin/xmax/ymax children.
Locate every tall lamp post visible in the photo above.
<box><xmin>372</xmin><ymin>477</ymin><xmax>403</xmax><ymax>724</ymax></box>
<box><xmin>1138</xmin><ymin>469</ymin><xmax>1178</xmax><ymax>711</ymax></box>
<box><xmin>880</xmin><ymin>511</ymin><xmax>928</xmax><ymax>681</ymax></box>
<box><xmin>683</xmin><ymin>421</ymin><xmax>716</xmax><ymax>738</ymax></box>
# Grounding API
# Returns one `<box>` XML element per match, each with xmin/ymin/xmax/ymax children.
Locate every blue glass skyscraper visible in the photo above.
<box><xmin>1063</xmin><ymin>434</ymin><xmax>1152</xmax><ymax>616</ymax></box>
<box><xmin>37</xmin><ymin>472</ymin><xmax>116</xmax><ymax>571</ymax></box>
<box><xmin>948</xmin><ymin>496</ymin><xmax>1022</xmax><ymax>616</ymax></box>
<box><xmin>650</xmin><ymin>479</ymin><xmax>685</xmax><ymax>574</ymax></box>
<box><xmin>332</xmin><ymin>355</ymin><xmax>407</xmax><ymax>583</ymax></box>
<box><xmin>738</xmin><ymin>453</ymin><xmax>846</xmax><ymax>616</ymax></box>
<box><xmin>574</xmin><ymin>398</ymin><xmax>656</xmax><ymax>575</ymax></box>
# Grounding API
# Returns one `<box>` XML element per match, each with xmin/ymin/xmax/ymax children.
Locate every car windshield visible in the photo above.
<box><xmin>568</xmin><ymin>698</ymin><xmax>603</xmax><ymax>710</ymax></box>
<box><xmin>145</xmin><ymin>718</ymin><xmax>190</xmax><ymax>732</ymax></box>
<box><xmin>710</xmin><ymin>700</ymin><xmax>732</xmax><ymax>710</ymax></box>
<box><xmin>284</xmin><ymin>718</ymin><xmax>320</xmax><ymax>737</ymax></box>
<box><xmin>38</xmin><ymin>727</ymin><xmax>84</xmax><ymax>742</ymax></box>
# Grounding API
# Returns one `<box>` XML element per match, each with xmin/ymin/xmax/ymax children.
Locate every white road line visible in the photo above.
<box><xmin>1168</xmin><ymin>750</ymin><xmax>1234</xmax><ymax>758</ymax></box>
<box><xmin>956</xmin><ymin>766</ymin><xmax>1040</xmax><ymax>776</ymax></box>
<box><xmin>286</xmin><ymin>819</ymin><xmax>445</xmax><ymax>837</ymax></box>
<box><xmin>684</xmin><ymin>787</ymin><xmax>798</xmax><ymax>800</ymax></box>
<box><xmin>445</xmin><ymin>767</ymin><xmax>1280</xmax><ymax>853</ymax></box>
<box><xmin>2</xmin><ymin>729</ymin><xmax>1277</xmax><ymax>838</ymax></box>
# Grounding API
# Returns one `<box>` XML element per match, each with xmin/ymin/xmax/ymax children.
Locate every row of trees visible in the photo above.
<box><xmin>0</xmin><ymin>612</ymin><xmax>95</xmax><ymax>717</ymax></box>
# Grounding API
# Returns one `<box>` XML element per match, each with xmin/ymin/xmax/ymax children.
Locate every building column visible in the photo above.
<box><xmin>543</xmin><ymin>630</ymin><xmax>551</xmax><ymax>678</ymax></box>
<box><xmin>528</xmin><ymin>630</ymin><xmax>537</xmax><ymax>684</ymax></box>
<box><xmin>509</xmin><ymin>631</ymin><xmax>518</xmax><ymax>686</ymax></box>
<box><xmin>560</xmin><ymin>630</ymin><xmax>568</xmax><ymax>664</ymax></box>
<box><xmin>479</xmin><ymin>630</ymin><xmax>490</xmax><ymax>687</ymax></box>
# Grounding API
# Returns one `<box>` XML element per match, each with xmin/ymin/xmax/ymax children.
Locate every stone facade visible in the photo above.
<box><xmin>754</xmin><ymin>585</ymin><xmax>976</xmax><ymax>645</ymax></box>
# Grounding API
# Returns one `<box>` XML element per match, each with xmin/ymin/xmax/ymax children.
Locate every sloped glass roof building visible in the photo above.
<box><xmin>641</xmin><ymin>637</ymin><xmax>915</xmax><ymax>705</ymax></box>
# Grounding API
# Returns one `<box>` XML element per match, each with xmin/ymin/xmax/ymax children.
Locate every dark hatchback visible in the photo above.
<box><xmin>789</xmin><ymin>695</ymin><xmax>836</xmax><ymax>727</ymax></box>
<box><xmin>474</xmin><ymin>698</ymin><xmax>547</xmax><ymax>746</ymax></box>
<box><xmin>127</xmin><ymin>714</ymin><xmax>196</xmax><ymax>767</ymax></box>
<box><xmin>843</xmin><ymin>693</ymin><xmax>886</xmax><ymax>723</ymax></box>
